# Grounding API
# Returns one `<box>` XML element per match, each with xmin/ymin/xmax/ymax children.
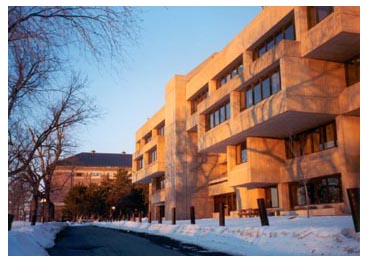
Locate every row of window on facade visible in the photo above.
<box><xmin>190</xmin><ymin>6</ymin><xmax>359</xmax><ymax>119</ymax></box>
<box><xmin>139</xmin><ymin>122</ymin><xmax>165</xmax><ymax>148</ymax></box>
<box><xmin>233</xmin><ymin>121</ymin><xmax>337</xmax><ymax>166</ymax></box>
<box><xmin>74</xmin><ymin>172</ymin><xmax>115</xmax><ymax>178</ymax></box>
<box><xmin>136</xmin><ymin>147</ymin><xmax>158</xmax><ymax>170</ymax></box>
<box><xmin>213</xmin><ymin>173</ymin><xmax>343</xmax><ymax>214</ymax></box>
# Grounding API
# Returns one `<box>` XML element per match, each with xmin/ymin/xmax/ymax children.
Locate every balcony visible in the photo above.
<box><xmin>132</xmin><ymin>161</ymin><xmax>165</xmax><ymax>184</ymax></box>
<box><xmin>338</xmin><ymin>82</ymin><xmax>360</xmax><ymax>115</ymax></box>
<box><xmin>302</xmin><ymin>8</ymin><xmax>360</xmax><ymax>62</ymax></box>
<box><xmin>198</xmin><ymin>56</ymin><xmax>346</xmax><ymax>153</ymax></box>
<box><xmin>280</xmin><ymin>147</ymin><xmax>341</xmax><ymax>182</ymax></box>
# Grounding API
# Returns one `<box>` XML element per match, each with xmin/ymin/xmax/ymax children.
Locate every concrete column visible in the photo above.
<box><xmin>230</xmin><ymin>91</ymin><xmax>241</xmax><ymax>119</ymax></box>
<box><xmin>209</xmin><ymin>79</ymin><xmax>217</xmax><ymax>95</ymax></box>
<box><xmin>336</xmin><ymin>115</ymin><xmax>360</xmax><ymax>213</ymax></box>
<box><xmin>278</xmin><ymin>183</ymin><xmax>291</xmax><ymax>211</ymax></box>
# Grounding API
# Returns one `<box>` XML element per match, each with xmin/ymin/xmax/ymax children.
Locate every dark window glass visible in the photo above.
<box><xmin>308</xmin><ymin>6</ymin><xmax>334</xmax><ymax>29</ymax></box>
<box><xmin>226</xmin><ymin>102</ymin><xmax>231</xmax><ymax>120</ymax></box>
<box><xmin>219</xmin><ymin>106</ymin><xmax>226</xmax><ymax>123</ymax></box>
<box><xmin>276</xmin><ymin>31</ymin><xmax>283</xmax><ymax>44</ymax></box>
<box><xmin>285</xmin><ymin>122</ymin><xmax>337</xmax><ymax>159</ymax></box>
<box><xmin>214</xmin><ymin>110</ymin><xmax>220</xmax><ymax>126</ymax></box>
<box><xmin>246</xmin><ymin>89</ymin><xmax>253</xmax><ymax>108</ymax></box>
<box><xmin>265</xmin><ymin>186</ymin><xmax>279</xmax><ymax>208</ymax></box>
<box><xmin>290</xmin><ymin>174</ymin><xmax>342</xmax><ymax>206</ymax></box>
<box><xmin>267</xmin><ymin>39</ymin><xmax>274</xmax><ymax>50</ymax></box>
<box><xmin>209</xmin><ymin>113</ymin><xmax>214</xmax><ymax>129</ymax></box>
<box><xmin>271</xmin><ymin>71</ymin><xmax>281</xmax><ymax>94</ymax></box>
<box><xmin>254</xmin><ymin>83</ymin><xmax>262</xmax><ymax>104</ymax></box>
<box><xmin>259</xmin><ymin>46</ymin><xmax>267</xmax><ymax>57</ymax></box>
<box><xmin>238</xmin><ymin>64</ymin><xmax>244</xmax><ymax>75</ymax></box>
<box><xmin>262</xmin><ymin>77</ymin><xmax>271</xmax><ymax>99</ymax></box>
<box><xmin>236</xmin><ymin>141</ymin><xmax>247</xmax><ymax>164</ymax></box>
<box><xmin>284</xmin><ymin>23</ymin><xmax>295</xmax><ymax>40</ymax></box>
<box><xmin>324</xmin><ymin>122</ymin><xmax>337</xmax><ymax>149</ymax></box>
<box><xmin>345</xmin><ymin>56</ymin><xmax>360</xmax><ymax>86</ymax></box>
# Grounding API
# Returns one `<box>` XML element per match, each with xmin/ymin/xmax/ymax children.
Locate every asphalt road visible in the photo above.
<box><xmin>47</xmin><ymin>225</ymin><xmax>229</xmax><ymax>256</ymax></box>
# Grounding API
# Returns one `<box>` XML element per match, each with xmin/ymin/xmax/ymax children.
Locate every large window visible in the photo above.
<box><xmin>285</xmin><ymin>122</ymin><xmax>337</xmax><ymax>159</ymax></box>
<box><xmin>240</xmin><ymin>68</ymin><xmax>281</xmax><ymax>110</ymax></box>
<box><xmin>157</xmin><ymin>122</ymin><xmax>165</xmax><ymax>136</ymax></box>
<box><xmin>345</xmin><ymin>56</ymin><xmax>360</xmax><ymax>86</ymax></box>
<box><xmin>136</xmin><ymin>156</ymin><xmax>143</xmax><ymax>170</ymax></box>
<box><xmin>265</xmin><ymin>186</ymin><xmax>279</xmax><ymax>208</ymax></box>
<box><xmin>290</xmin><ymin>174</ymin><xmax>343</xmax><ymax>206</ymax></box>
<box><xmin>148</xmin><ymin>147</ymin><xmax>157</xmax><ymax>164</ymax></box>
<box><xmin>236</xmin><ymin>141</ymin><xmax>247</xmax><ymax>164</ymax></box>
<box><xmin>206</xmin><ymin>100</ymin><xmax>231</xmax><ymax>131</ymax></box>
<box><xmin>190</xmin><ymin>84</ymin><xmax>209</xmax><ymax>114</ymax></box>
<box><xmin>213</xmin><ymin>193</ymin><xmax>237</xmax><ymax>215</ymax></box>
<box><xmin>216</xmin><ymin>56</ymin><xmax>244</xmax><ymax>89</ymax></box>
<box><xmin>307</xmin><ymin>6</ymin><xmax>334</xmax><ymax>29</ymax></box>
<box><xmin>154</xmin><ymin>175</ymin><xmax>165</xmax><ymax>191</ymax></box>
<box><xmin>253</xmin><ymin>19</ymin><xmax>295</xmax><ymax>60</ymax></box>
<box><xmin>144</xmin><ymin>132</ymin><xmax>152</xmax><ymax>144</ymax></box>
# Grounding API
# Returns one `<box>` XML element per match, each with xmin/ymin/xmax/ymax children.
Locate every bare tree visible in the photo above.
<box><xmin>8</xmin><ymin>6</ymin><xmax>141</xmax><ymax>223</ymax></box>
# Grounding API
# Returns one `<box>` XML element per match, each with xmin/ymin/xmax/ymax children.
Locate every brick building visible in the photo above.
<box><xmin>131</xmin><ymin>6</ymin><xmax>360</xmax><ymax>220</ymax></box>
<box><xmin>51</xmin><ymin>151</ymin><xmax>132</xmax><ymax>220</ymax></box>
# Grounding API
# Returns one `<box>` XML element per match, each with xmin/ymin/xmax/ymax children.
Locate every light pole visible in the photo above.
<box><xmin>111</xmin><ymin>206</ymin><xmax>116</xmax><ymax>221</ymax></box>
<box><xmin>40</xmin><ymin>198</ymin><xmax>46</xmax><ymax>223</ymax></box>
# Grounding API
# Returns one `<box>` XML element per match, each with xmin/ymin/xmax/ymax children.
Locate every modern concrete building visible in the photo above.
<box><xmin>132</xmin><ymin>6</ymin><xmax>360</xmax><ymax>220</ymax></box>
<box><xmin>51</xmin><ymin>151</ymin><xmax>132</xmax><ymax>220</ymax></box>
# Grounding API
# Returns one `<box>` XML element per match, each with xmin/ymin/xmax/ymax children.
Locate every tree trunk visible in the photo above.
<box><xmin>30</xmin><ymin>194</ymin><xmax>39</xmax><ymax>226</ymax></box>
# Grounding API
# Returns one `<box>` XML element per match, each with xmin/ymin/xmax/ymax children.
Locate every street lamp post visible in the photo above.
<box><xmin>111</xmin><ymin>206</ymin><xmax>116</xmax><ymax>221</ymax></box>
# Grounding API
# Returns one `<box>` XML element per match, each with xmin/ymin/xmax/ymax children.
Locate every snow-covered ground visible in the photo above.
<box><xmin>8</xmin><ymin>216</ymin><xmax>360</xmax><ymax>256</ymax></box>
<box><xmin>93</xmin><ymin>216</ymin><xmax>360</xmax><ymax>256</ymax></box>
<box><xmin>8</xmin><ymin>221</ymin><xmax>66</xmax><ymax>256</ymax></box>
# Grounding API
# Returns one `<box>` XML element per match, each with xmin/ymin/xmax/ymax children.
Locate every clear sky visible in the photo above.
<box><xmin>74</xmin><ymin>6</ymin><xmax>262</xmax><ymax>155</ymax></box>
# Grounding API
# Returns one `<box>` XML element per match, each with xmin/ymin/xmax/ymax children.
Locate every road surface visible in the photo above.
<box><xmin>47</xmin><ymin>225</ymin><xmax>229</xmax><ymax>256</ymax></box>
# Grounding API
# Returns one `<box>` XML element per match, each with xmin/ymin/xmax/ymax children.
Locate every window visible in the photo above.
<box><xmin>307</xmin><ymin>6</ymin><xmax>334</xmax><ymax>29</ymax></box>
<box><xmin>158</xmin><ymin>124</ymin><xmax>165</xmax><ymax>136</ymax></box>
<box><xmin>91</xmin><ymin>172</ymin><xmax>100</xmax><ymax>177</ymax></box>
<box><xmin>148</xmin><ymin>147</ymin><xmax>157</xmax><ymax>164</ymax></box>
<box><xmin>205</xmin><ymin>100</ymin><xmax>231</xmax><ymax>131</ymax></box>
<box><xmin>240</xmin><ymin>68</ymin><xmax>281</xmax><ymax>110</ymax></box>
<box><xmin>75</xmin><ymin>172</ymin><xmax>83</xmax><ymax>177</ymax></box>
<box><xmin>290</xmin><ymin>174</ymin><xmax>343</xmax><ymax>206</ymax></box>
<box><xmin>144</xmin><ymin>132</ymin><xmax>152</xmax><ymax>144</ymax></box>
<box><xmin>136</xmin><ymin>156</ymin><xmax>143</xmax><ymax>170</ymax></box>
<box><xmin>213</xmin><ymin>193</ymin><xmax>237</xmax><ymax>215</ymax></box>
<box><xmin>216</xmin><ymin>56</ymin><xmax>243</xmax><ymax>89</ymax></box>
<box><xmin>190</xmin><ymin>84</ymin><xmax>209</xmax><ymax>114</ymax></box>
<box><xmin>265</xmin><ymin>186</ymin><xmax>279</xmax><ymax>208</ymax></box>
<box><xmin>236</xmin><ymin>141</ymin><xmax>248</xmax><ymax>164</ymax></box>
<box><xmin>154</xmin><ymin>175</ymin><xmax>165</xmax><ymax>191</ymax></box>
<box><xmin>285</xmin><ymin>122</ymin><xmax>337</xmax><ymax>159</ymax></box>
<box><xmin>253</xmin><ymin>19</ymin><xmax>295</xmax><ymax>60</ymax></box>
<box><xmin>345</xmin><ymin>56</ymin><xmax>360</xmax><ymax>86</ymax></box>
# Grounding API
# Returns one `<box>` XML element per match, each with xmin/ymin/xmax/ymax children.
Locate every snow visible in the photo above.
<box><xmin>7</xmin><ymin>216</ymin><xmax>360</xmax><ymax>256</ymax></box>
<box><xmin>8</xmin><ymin>221</ymin><xmax>67</xmax><ymax>256</ymax></box>
<box><xmin>92</xmin><ymin>216</ymin><xmax>360</xmax><ymax>256</ymax></box>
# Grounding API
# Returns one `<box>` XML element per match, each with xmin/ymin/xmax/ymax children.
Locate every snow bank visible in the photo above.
<box><xmin>93</xmin><ymin>216</ymin><xmax>360</xmax><ymax>256</ymax></box>
<box><xmin>8</xmin><ymin>221</ymin><xmax>67</xmax><ymax>256</ymax></box>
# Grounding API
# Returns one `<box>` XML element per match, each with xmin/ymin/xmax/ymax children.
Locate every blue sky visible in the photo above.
<box><xmin>73</xmin><ymin>6</ymin><xmax>262</xmax><ymax>154</ymax></box>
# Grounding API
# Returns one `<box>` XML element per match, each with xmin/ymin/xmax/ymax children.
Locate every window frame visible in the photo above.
<box><xmin>205</xmin><ymin>100</ymin><xmax>231</xmax><ymax>131</ymax></box>
<box><xmin>307</xmin><ymin>6</ymin><xmax>334</xmax><ymax>29</ymax></box>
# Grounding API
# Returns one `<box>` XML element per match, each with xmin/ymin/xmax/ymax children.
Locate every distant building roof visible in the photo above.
<box><xmin>57</xmin><ymin>152</ymin><xmax>132</xmax><ymax>168</ymax></box>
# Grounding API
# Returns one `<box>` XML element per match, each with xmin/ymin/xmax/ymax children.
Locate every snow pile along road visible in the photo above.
<box><xmin>8</xmin><ymin>221</ymin><xmax>67</xmax><ymax>256</ymax></box>
<box><xmin>93</xmin><ymin>216</ymin><xmax>360</xmax><ymax>256</ymax></box>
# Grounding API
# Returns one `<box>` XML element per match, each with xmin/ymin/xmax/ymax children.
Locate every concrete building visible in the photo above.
<box><xmin>51</xmin><ymin>151</ymin><xmax>132</xmax><ymax>220</ymax></box>
<box><xmin>132</xmin><ymin>6</ymin><xmax>360</xmax><ymax>220</ymax></box>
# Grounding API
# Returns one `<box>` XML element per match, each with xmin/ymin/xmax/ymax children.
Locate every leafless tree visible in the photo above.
<box><xmin>8</xmin><ymin>6</ymin><xmax>141</xmax><ymax>224</ymax></box>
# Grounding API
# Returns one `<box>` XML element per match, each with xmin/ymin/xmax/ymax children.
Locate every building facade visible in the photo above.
<box><xmin>132</xmin><ymin>6</ymin><xmax>360</xmax><ymax>220</ymax></box>
<box><xmin>51</xmin><ymin>151</ymin><xmax>132</xmax><ymax>220</ymax></box>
